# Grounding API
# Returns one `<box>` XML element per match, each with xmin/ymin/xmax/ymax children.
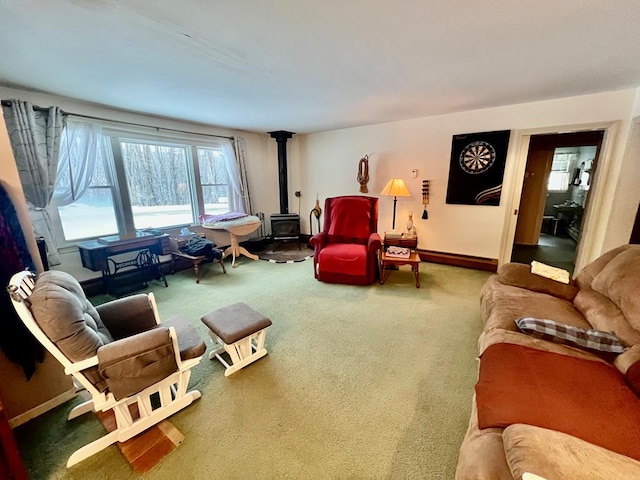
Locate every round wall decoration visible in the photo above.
<box><xmin>446</xmin><ymin>130</ymin><xmax>511</xmax><ymax>206</ymax></box>
<box><xmin>459</xmin><ymin>141</ymin><xmax>496</xmax><ymax>174</ymax></box>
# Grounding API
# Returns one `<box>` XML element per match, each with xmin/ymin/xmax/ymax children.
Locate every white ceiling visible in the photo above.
<box><xmin>2</xmin><ymin>0</ymin><xmax>640</xmax><ymax>134</ymax></box>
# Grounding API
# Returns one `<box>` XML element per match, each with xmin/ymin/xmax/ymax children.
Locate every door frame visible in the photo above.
<box><xmin>499</xmin><ymin>121</ymin><xmax>619</xmax><ymax>273</ymax></box>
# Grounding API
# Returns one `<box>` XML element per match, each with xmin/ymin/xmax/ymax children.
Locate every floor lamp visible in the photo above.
<box><xmin>380</xmin><ymin>178</ymin><xmax>411</xmax><ymax>231</ymax></box>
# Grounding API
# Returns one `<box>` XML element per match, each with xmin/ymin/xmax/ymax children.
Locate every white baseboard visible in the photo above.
<box><xmin>9</xmin><ymin>388</ymin><xmax>77</xmax><ymax>428</ymax></box>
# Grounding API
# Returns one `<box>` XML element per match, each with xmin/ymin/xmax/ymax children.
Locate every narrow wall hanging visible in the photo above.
<box><xmin>445</xmin><ymin>130</ymin><xmax>510</xmax><ymax>206</ymax></box>
<box><xmin>357</xmin><ymin>154</ymin><xmax>369</xmax><ymax>193</ymax></box>
<box><xmin>421</xmin><ymin>180</ymin><xmax>430</xmax><ymax>219</ymax></box>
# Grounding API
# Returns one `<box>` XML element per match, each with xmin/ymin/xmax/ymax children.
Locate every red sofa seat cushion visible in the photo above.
<box><xmin>476</xmin><ymin>342</ymin><xmax>640</xmax><ymax>461</ymax></box>
<box><xmin>318</xmin><ymin>243</ymin><xmax>368</xmax><ymax>276</ymax></box>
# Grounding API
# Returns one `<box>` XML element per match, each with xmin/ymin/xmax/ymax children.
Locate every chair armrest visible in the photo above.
<box><xmin>367</xmin><ymin>233</ymin><xmax>382</xmax><ymax>254</ymax></box>
<box><xmin>310</xmin><ymin>232</ymin><xmax>327</xmax><ymax>249</ymax></box>
<box><xmin>97</xmin><ymin>327</ymin><xmax>178</xmax><ymax>400</ymax></box>
<box><xmin>503</xmin><ymin>423</ymin><xmax>640</xmax><ymax>479</ymax></box>
<box><xmin>96</xmin><ymin>294</ymin><xmax>158</xmax><ymax>340</ymax></box>
<box><xmin>496</xmin><ymin>263</ymin><xmax>578</xmax><ymax>301</ymax></box>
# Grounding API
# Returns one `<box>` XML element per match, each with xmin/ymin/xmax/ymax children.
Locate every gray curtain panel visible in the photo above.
<box><xmin>233</xmin><ymin>136</ymin><xmax>253</xmax><ymax>214</ymax></box>
<box><xmin>2</xmin><ymin>100</ymin><xmax>65</xmax><ymax>265</ymax></box>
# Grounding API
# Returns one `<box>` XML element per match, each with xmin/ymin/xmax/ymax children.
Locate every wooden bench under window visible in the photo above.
<box><xmin>170</xmin><ymin>236</ymin><xmax>226</xmax><ymax>284</ymax></box>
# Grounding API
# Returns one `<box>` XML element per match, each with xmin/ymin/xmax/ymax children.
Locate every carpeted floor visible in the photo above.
<box><xmin>14</xmin><ymin>257</ymin><xmax>491</xmax><ymax>479</ymax></box>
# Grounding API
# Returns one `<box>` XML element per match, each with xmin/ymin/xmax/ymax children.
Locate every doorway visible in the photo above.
<box><xmin>511</xmin><ymin>131</ymin><xmax>604</xmax><ymax>273</ymax></box>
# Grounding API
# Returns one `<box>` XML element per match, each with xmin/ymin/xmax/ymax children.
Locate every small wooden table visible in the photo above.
<box><xmin>169</xmin><ymin>236</ymin><xmax>226</xmax><ymax>283</ymax></box>
<box><xmin>380</xmin><ymin>250</ymin><xmax>421</xmax><ymax>288</ymax></box>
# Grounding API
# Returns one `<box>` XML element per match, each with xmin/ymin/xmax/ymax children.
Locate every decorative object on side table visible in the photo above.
<box><xmin>380</xmin><ymin>178</ymin><xmax>411</xmax><ymax>230</ymax></box>
<box><xmin>406</xmin><ymin>211</ymin><xmax>416</xmax><ymax>235</ymax></box>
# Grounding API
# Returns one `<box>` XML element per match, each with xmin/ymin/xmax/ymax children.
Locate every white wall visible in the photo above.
<box><xmin>295</xmin><ymin>90</ymin><xmax>638</xmax><ymax>263</ymax></box>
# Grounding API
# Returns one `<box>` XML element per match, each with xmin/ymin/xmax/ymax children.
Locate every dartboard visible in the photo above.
<box><xmin>459</xmin><ymin>141</ymin><xmax>496</xmax><ymax>174</ymax></box>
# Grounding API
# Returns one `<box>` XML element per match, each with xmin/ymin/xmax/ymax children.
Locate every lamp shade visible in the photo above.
<box><xmin>380</xmin><ymin>178</ymin><xmax>410</xmax><ymax>197</ymax></box>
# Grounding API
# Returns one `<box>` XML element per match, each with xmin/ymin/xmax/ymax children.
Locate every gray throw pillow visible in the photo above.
<box><xmin>515</xmin><ymin>317</ymin><xmax>626</xmax><ymax>354</ymax></box>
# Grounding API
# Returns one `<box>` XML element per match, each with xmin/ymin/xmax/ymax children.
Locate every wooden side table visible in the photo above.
<box><xmin>380</xmin><ymin>234</ymin><xmax>420</xmax><ymax>287</ymax></box>
<box><xmin>380</xmin><ymin>250</ymin><xmax>421</xmax><ymax>288</ymax></box>
<box><xmin>170</xmin><ymin>237</ymin><xmax>226</xmax><ymax>283</ymax></box>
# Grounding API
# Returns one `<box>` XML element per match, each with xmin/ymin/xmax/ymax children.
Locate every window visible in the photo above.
<box><xmin>197</xmin><ymin>147</ymin><xmax>231</xmax><ymax>215</ymax></box>
<box><xmin>120</xmin><ymin>141</ymin><xmax>193</xmax><ymax>229</ymax></box>
<box><xmin>55</xmin><ymin>133</ymin><xmax>119</xmax><ymax>240</ymax></box>
<box><xmin>547</xmin><ymin>152</ymin><xmax>572</xmax><ymax>192</ymax></box>
<box><xmin>53</xmin><ymin>125</ymin><xmax>243</xmax><ymax>244</ymax></box>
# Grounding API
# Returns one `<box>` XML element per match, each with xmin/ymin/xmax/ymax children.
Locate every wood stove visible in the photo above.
<box><xmin>270</xmin><ymin>213</ymin><xmax>301</xmax><ymax>249</ymax></box>
<box><xmin>267</xmin><ymin>130</ymin><xmax>300</xmax><ymax>249</ymax></box>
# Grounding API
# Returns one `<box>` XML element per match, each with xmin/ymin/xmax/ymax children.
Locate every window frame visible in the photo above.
<box><xmin>547</xmin><ymin>153</ymin><xmax>573</xmax><ymax>193</ymax></box>
<box><xmin>195</xmin><ymin>146</ymin><xmax>234</xmax><ymax>215</ymax></box>
<box><xmin>51</xmin><ymin>127</ymin><xmax>234</xmax><ymax>247</ymax></box>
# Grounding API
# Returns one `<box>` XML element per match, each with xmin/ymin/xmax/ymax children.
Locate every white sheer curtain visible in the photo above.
<box><xmin>53</xmin><ymin>121</ymin><xmax>103</xmax><ymax>205</ymax></box>
<box><xmin>232</xmin><ymin>137</ymin><xmax>252</xmax><ymax>214</ymax></box>
<box><xmin>221</xmin><ymin>138</ymin><xmax>247</xmax><ymax>213</ymax></box>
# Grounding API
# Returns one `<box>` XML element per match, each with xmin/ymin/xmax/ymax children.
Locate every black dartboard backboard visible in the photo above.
<box><xmin>445</xmin><ymin>130</ymin><xmax>511</xmax><ymax>206</ymax></box>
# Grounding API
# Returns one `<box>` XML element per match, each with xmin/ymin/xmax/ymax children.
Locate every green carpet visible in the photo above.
<box><xmin>15</xmin><ymin>258</ymin><xmax>491</xmax><ymax>479</ymax></box>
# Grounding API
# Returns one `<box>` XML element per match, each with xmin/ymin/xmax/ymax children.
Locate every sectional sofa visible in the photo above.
<box><xmin>456</xmin><ymin>244</ymin><xmax>640</xmax><ymax>479</ymax></box>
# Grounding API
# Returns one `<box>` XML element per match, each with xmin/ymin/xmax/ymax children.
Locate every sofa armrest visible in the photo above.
<box><xmin>614</xmin><ymin>344</ymin><xmax>640</xmax><ymax>375</ymax></box>
<box><xmin>496</xmin><ymin>263</ymin><xmax>578</xmax><ymax>301</ymax></box>
<box><xmin>97</xmin><ymin>327</ymin><xmax>178</xmax><ymax>400</ymax></box>
<box><xmin>503</xmin><ymin>423</ymin><xmax>640</xmax><ymax>480</ymax></box>
<box><xmin>96</xmin><ymin>294</ymin><xmax>158</xmax><ymax>339</ymax></box>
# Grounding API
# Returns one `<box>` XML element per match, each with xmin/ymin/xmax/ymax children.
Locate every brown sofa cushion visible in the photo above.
<box><xmin>591</xmin><ymin>246</ymin><xmax>640</xmax><ymax>331</ymax></box>
<box><xmin>497</xmin><ymin>263</ymin><xmax>578</xmax><ymax>301</ymax></box>
<box><xmin>574</xmin><ymin>289</ymin><xmax>640</xmax><ymax>346</ymax></box>
<box><xmin>575</xmin><ymin>244</ymin><xmax>631</xmax><ymax>290</ymax></box>
<box><xmin>481</xmin><ymin>277</ymin><xmax>590</xmax><ymax>333</ymax></box>
<box><xmin>503</xmin><ymin>424</ymin><xmax>640</xmax><ymax>480</ymax></box>
<box><xmin>29</xmin><ymin>271</ymin><xmax>113</xmax><ymax>362</ymax></box>
<box><xmin>476</xmin><ymin>343</ymin><xmax>640</xmax><ymax>461</ymax></box>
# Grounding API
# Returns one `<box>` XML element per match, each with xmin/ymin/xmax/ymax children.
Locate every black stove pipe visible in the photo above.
<box><xmin>268</xmin><ymin>130</ymin><xmax>295</xmax><ymax>214</ymax></box>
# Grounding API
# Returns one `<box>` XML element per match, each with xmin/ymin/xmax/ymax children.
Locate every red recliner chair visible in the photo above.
<box><xmin>310</xmin><ymin>196</ymin><xmax>381</xmax><ymax>285</ymax></box>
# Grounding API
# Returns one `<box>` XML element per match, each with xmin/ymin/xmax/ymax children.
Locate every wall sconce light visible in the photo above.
<box><xmin>421</xmin><ymin>180</ymin><xmax>430</xmax><ymax>219</ymax></box>
<box><xmin>380</xmin><ymin>178</ymin><xmax>411</xmax><ymax>230</ymax></box>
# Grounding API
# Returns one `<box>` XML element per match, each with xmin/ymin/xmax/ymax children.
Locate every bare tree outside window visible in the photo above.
<box><xmin>198</xmin><ymin>147</ymin><xmax>231</xmax><ymax>214</ymax></box>
<box><xmin>121</xmin><ymin>141</ymin><xmax>193</xmax><ymax>229</ymax></box>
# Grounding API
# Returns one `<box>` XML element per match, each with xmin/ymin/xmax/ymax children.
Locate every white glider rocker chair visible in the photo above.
<box><xmin>7</xmin><ymin>270</ymin><xmax>206</xmax><ymax>468</ymax></box>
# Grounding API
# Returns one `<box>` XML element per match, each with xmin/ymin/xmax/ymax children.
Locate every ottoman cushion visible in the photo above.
<box><xmin>201</xmin><ymin>302</ymin><xmax>272</xmax><ymax>344</ymax></box>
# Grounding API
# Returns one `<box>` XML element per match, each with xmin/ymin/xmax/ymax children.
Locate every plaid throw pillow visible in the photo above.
<box><xmin>515</xmin><ymin>318</ymin><xmax>627</xmax><ymax>354</ymax></box>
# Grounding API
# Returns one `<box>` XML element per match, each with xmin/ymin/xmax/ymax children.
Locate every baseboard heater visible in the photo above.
<box><xmin>416</xmin><ymin>249</ymin><xmax>498</xmax><ymax>272</ymax></box>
